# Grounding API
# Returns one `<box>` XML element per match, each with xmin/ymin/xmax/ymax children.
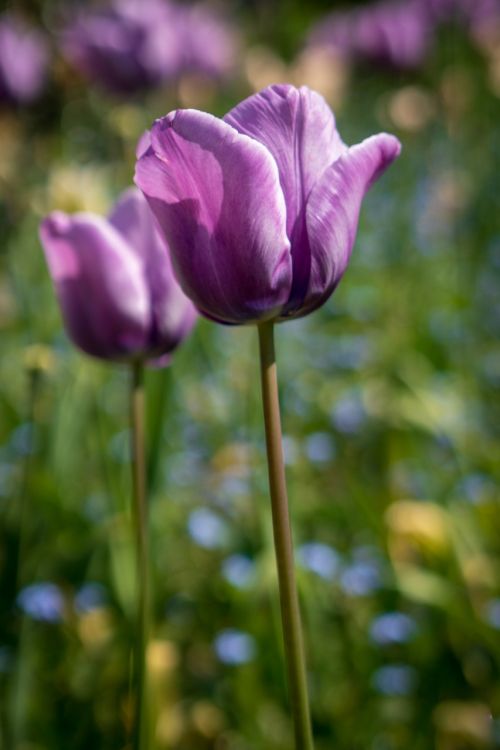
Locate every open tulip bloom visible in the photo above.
<box><xmin>40</xmin><ymin>187</ymin><xmax>196</xmax><ymax>750</ymax></box>
<box><xmin>135</xmin><ymin>83</ymin><xmax>400</xmax><ymax>748</ymax></box>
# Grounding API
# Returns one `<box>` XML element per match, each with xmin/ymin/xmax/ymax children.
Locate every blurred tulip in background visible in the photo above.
<box><xmin>61</xmin><ymin>0</ymin><xmax>238</xmax><ymax>96</ymax></box>
<box><xmin>39</xmin><ymin>187</ymin><xmax>196</xmax><ymax>362</ymax></box>
<box><xmin>0</xmin><ymin>13</ymin><xmax>49</xmax><ymax>104</ymax></box>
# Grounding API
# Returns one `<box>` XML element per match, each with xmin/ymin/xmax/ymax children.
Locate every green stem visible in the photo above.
<box><xmin>130</xmin><ymin>360</ymin><xmax>150</xmax><ymax>750</ymax></box>
<box><xmin>257</xmin><ymin>321</ymin><xmax>314</xmax><ymax>750</ymax></box>
<box><xmin>8</xmin><ymin>366</ymin><xmax>41</xmax><ymax>748</ymax></box>
<box><xmin>146</xmin><ymin>367</ymin><xmax>171</xmax><ymax>492</ymax></box>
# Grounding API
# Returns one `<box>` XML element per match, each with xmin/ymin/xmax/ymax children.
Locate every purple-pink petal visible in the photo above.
<box><xmin>225</xmin><ymin>84</ymin><xmax>348</xmax><ymax>312</ymax></box>
<box><xmin>40</xmin><ymin>212</ymin><xmax>151</xmax><ymax>359</ymax></box>
<box><xmin>290</xmin><ymin>133</ymin><xmax>401</xmax><ymax>319</ymax></box>
<box><xmin>225</xmin><ymin>85</ymin><xmax>347</xmax><ymax>237</ymax></box>
<box><xmin>108</xmin><ymin>187</ymin><xmax>197</xmax><ymax>352</ymax></box>
<box><xmin>135</xmin><ymin>109</ymin><xmax>292</xmax><ymax>324</ymax></box>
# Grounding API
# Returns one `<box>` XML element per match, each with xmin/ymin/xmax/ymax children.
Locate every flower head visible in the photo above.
<box><xmin>40</xmin><ymin>187</ymin><xmax>197</xmax><ymax>363</ymax></box>
<box><xmin>17</xmin><ymin>582</ymin><xmax>64</xmax><ymax>623</ymax></box>
<box><xmin>308</xmin><ymin>0</ymin><xmax>432</xmax><ymax>71</ymax></box>
<box><xmin>61</xmin><ymin>0</ymin><xmax>237</xmax><ymax>95</ymax></box>
<box><xmin>61</xmin><ymin>0</ymin><xmax>180</xmax><ymax>94</ymax></box>
<box><xmin>135</xmin><ymin>84</ymin><xmax>401</xmax><ymax>325</ymax></box>
<box><xmin>0</xmin><ymin>14</ymin><xmax>48</xmax><ymax>104</ymax></box>
<box><xmin>172</xmin><ymin>3</ymin><xmax>238</xmax><ymax>80</ymax></box>
<box><xmin>422</xmin><ymin>0</ymin><xmax>498</xmax><ymax>24</ymax></box>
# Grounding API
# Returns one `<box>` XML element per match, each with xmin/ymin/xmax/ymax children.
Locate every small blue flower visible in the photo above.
<box><xmin>297</xmin><ymin>542</ymin><xmax>339</xmax><ymax>580</ymax></box>
<box><xmin>369</xmin><ymin>612</ymin><xmax>417</xmax><ymax>645</ymax></box>
<box><xmin>305</xmin><ymin>432</ymin><xmax>335</xmax><ymax>463</ymax></box>
<box><xmin>74</xmin><ymin>582</ymin><xmax>107</xmax><ymax>614</ymax></box>
<box><xmin>221</xmin><ymin>555</ymin><xmax>256</xmax><ymax>589</ymax></box>
<box><xmin>330</xmin><ymin>393</ymin><xmax>366</xmax><ymax>434</ymax></box>
<box><xmin>456</xmin><ymin>473</ymin><xmax>494</xmax><ymax>505</ymax></box>
<box><xmin>188</xmin><ymin>508</ymin><xmax>229</xmax><ymax>549</ymax></box>
<box><xmin>340</xmin><ymin>560</ymin><xmax>382</xmax><ymax>596</ymax></box>
<box><xmin>214</xmin><ymin>629</ymin><xmax>256</xmax><ymax>665</ymax></box>
<box><xmin>17</xmin><ymin>582</ymin><xmax>64</xmax><ymax>623</ymax></box>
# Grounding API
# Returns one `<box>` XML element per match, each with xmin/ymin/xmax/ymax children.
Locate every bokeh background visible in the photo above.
<box><xmin>1</xmin><ymin>0</ymin><xmax>500</xmax><ymax>747</ymax></box>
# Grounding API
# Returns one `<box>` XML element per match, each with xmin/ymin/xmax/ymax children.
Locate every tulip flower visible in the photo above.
<box><xmin>173</xmin><ymin>3</ymin><xmax>238</xmax><ymax>81</ymax></box>
<box><xmin>0</xmin><ymin>14</ymin><xmax>48</xmax><ymax>104</ymax></box>
<box><xmin>135</xmin><ymin>84</ymin><xmax>400</xmax><ymax>325</ymax></box>
<box><xmin>62</xmin><ymin>0</ymin><xmax>181</xmax><ymax>95</ymax></box>
<box><xmin>40</xmin><ymin>186</ymin><xmax>196</xmax><ymax>750</ymax></box>
<box><xmin>307</xmin><ymin>0</ymin><xmax>433</xmax><ymax>71</ymax></box>
<box><xmin>61</xmin><ymin>0</ymin><xmax>237</xmax><ymax>96</ymax></box>
<box><xmin>40</xmin><ymin>186</ymin><xmax>196</xmax><ymax>363</ymax></box>
<box><xmin>422</xmin><ymin>0</ymin><xmax>500</xmax><ymax>47</ymax></box>
<box><xmin>422</xmin><ymin>0</ymin><xmax>496</xmax><ymax>23</ymax></box>
<box><xmin>135</xmin><ymin>83</ymin><xmax>400</xmax><ymax>750</ymax></box>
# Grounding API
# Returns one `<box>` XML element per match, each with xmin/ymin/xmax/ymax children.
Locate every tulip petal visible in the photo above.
<box><xmin>40</xmin><ymin>211</ymin><xmax>150</xmax><ymax>359</ymax></box>
<box><xmin>108</xmin><ymin>186</ymin><xmax>157</xmax><ymax>260</ymax></box>
<box><xmin>225</xmin><ymin>84</ymin><xmax>348</xmax><ymax>310</ymax></box>
<box><xmin>135</xmin><ymin>109</ymin><xmax>292</xmax><ymax>324</ymax></box>
<box><xmin>109</xmin><ymin>186</ymin><xmax>197</xmax><ymax>353</ymax></box>
<box><xmin>136</xmin><ymin>129</ymin><xmax>151</xmax><ymax>158</ymax></box>
<box><xmin>282</xmin><ymin>132</ymin><xmax>401</xmax><ymax>319</ymax></box>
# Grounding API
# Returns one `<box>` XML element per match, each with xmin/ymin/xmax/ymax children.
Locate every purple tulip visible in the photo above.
<box><xmin>421</xmin><ymin>0</ymin><xmax>495</xmax><ymax>22</ymax></box>
<box><xmin>422</xmin><ymin>0</ymin><xmax>500</xmax><ymax>37</ymax></box>
<box><xmin>61</xmin><ymin>0</ymin><xmax>181</xmax><ymax>94</ymax></box>
<box><xmin>172</xmin><ymin>3</ymin><xmax>239</xmax><ymax>80</ymax></box>
<box><xmin>39</xmin><ymin>187</ymin><xmax>197</xmax><ymax>363</ymax></box>
<box><xmin>0</xmin><ymin>14</ymin><xmax>48</xmax><ymax>104</ymax></box>
<box><xmin>62</xmin><ymin>0</ymin><xmax>237</xmax><ymax>95</ymax></box>
<box><xmin>308</xmin><ymin>0</ymin><xmax>433</xmax><ymax>70</ymax></box>
<box><xmin>134</xmin><ymin>84</ymin><xmax>400</xmax><ymax>325</ymax></box>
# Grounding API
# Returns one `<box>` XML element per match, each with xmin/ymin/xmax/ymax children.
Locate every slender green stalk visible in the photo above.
<box><xmin>146</xmin><ymin>367</ymin><xmax>171</xmax><ymax>491</ymax></box>
<box><xmin>8</xmin><ymin>364</ymin><xmax>42</xmax><ymax>748</ymax></box>
<box><xmin>130</xmin><ymin>360</ymin><xmax>150</xmax><ymax>750</ymax></box>
<box><xmin>257</xmin><ymin>321</ymin><xmax>314</xmax><ymax>750</ymax></box>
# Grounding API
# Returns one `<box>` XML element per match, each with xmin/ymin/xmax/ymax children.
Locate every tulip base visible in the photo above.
<box><xmin>257</xmin><ymin>322</ymin><xmax>314</xmax><ymax>750</ymax></box>
<box><xmin>130</xmin><ymin>361</ymin><xmax>150</xmax><ymax>750</ymax></box>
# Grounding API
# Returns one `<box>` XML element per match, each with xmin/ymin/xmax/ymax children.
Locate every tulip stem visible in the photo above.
<box><xmin>130</xmin><ymin>360</ymin><xmax>150</xmax><ymax>750</ymax></box>
<box><xmin>257</xmin><ymin>321</ymin><xmax>314</xmax><ymax>750</ymax></box>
